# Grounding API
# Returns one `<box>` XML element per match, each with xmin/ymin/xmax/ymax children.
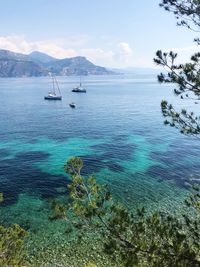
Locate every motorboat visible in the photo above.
<box><xmin>69</xmin><ymin>102</ymin><xmax>76</xmax><ymax>108</ymax></box>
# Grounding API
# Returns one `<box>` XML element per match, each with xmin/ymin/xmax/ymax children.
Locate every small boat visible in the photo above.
<box><xmin>72</xmin><ymin>83</ymin><xmax>86</xmax><ymax>93</ymax></box>
<box><xmin>69</xmin><ymin>102</ymin><xmax>76</xmax><ymax>108</ymax></box>
<box><xmin>72</xmin><ymin>77</ymin><xmax>86</xmax><ymax>93</ymax></box>
<box><xmin>72</xmin><ymin>86</ymin><xmax>86</xmax><ymax>93</ymax></box>
<box><xmin>44</xmin><ymin>74</ymin><xmax>62</xmax><ymax>100</ymax></box>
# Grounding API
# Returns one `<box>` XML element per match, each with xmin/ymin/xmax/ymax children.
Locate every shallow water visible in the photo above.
<box><xmin>0</xmin><ymin>74</ymin><xmax>199</xmax><ymax>264</ymax></box>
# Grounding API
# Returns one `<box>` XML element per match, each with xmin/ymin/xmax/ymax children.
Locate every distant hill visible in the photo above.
<box><xmin>0</xmin><ymin>49</ymin><xmax>114</xmax><ymax>77</ymax></box>
<box><xmin>115</xmin><ymin>67</ymin><xmax>161</xmax><ymax>75</ymax></box>
<box><xmin>0</xmin><ymin>49</ymin><xmax>29</xmax><ymax>61</ymax></box>
<box><xmin>109</xmin><ymin>67</ymin><xmax>161</xmax><ymax>75</ymax></box>
<box><xmin>0</xmin><ymin>49</ymin><xmax>45</xmax><ymax>77</ymax></box>
<box><xmin>46</xmin><ymin>56</ymin><xmax>111</xmax><ymax>76</ymax></box>
<box><xmin>29</xmin><ymin>51</ymin><xmax>58</xmax><ymax>63</ymax></box>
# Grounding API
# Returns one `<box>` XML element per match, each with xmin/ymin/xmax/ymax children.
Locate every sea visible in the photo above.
<box><xmin>0</xmin><ymin>74</ymin><xmax>199</xmax><ymax>266</ymax></box>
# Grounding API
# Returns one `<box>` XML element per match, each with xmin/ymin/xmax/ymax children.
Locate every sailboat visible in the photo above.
<box><xmin>72</xmin><ymin>76</ymin><xmax>86</xmax><ymax>93</ymax></box>
<box><xmin>44</xmin><ymin>74</ymin><xmax>62</xmax><ymax>100</ymax></box>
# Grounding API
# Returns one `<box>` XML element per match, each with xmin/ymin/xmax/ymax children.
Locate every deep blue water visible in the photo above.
<box><xmin>0</xmin><ymin>74</ymin><xmax>199</xmax><ymax>261</ymax></box>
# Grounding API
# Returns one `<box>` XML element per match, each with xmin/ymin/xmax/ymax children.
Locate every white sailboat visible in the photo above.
<box><xmin>44</xmin><ymin>74</ymin><xmax>62</xmax><ymax>100</ymax></box>
<box><xmin>72</xmin><ymin>76</ymin><xmax>86</xmax><ymax>93</ymax></box>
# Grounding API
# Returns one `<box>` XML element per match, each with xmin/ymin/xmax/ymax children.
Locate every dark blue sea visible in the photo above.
<box><xmin>0</xmin><ymin>74</ymin><xmax>199</xmax><ymax>265</ymax></box>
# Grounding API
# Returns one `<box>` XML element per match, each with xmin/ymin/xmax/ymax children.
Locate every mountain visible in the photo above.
<box><xmin>46</xmin><ymin>56</ymin><xmax>111</xmax><ymax>76</ymax></box>
<box><xmin>0</xmin><ymin>49</ymin><xmax>29</xmax><ymax>61</ymax></box>
<box><xmin>29</xmin><ymin>51</ymin><xmax>58</xmax><ymax>63</ymax></box>
<box><xmin>0</xmin><ymin>49</ymin><xmax>114</xmax><ymax>77</ymax></box>
<box><xmin>0</xmin><ymin>49</ymin><xmax>45</xmax><ymax>77</ymax></box>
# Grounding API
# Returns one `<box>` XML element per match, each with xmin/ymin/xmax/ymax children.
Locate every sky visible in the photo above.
<box><xmin>0</xmin><ymin>0</ymin><xmax>198</xmax><ymax>68</ymax></box>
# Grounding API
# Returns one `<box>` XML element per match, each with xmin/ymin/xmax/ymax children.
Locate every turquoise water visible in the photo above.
<box><xmin>0</xmin><ymin>75</ymin><xmax>199</xmax><ymax>265</ymax></box>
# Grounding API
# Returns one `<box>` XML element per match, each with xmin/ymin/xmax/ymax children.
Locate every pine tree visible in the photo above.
<box><xmin>154</xmin><ymin>0</ymin><xmax>200</xmax><ymax>136</ymax></box>
<box><xmin>50</xmin><ymin>157</ymin><xmax>200</xmax><ymax>267</ymax></box>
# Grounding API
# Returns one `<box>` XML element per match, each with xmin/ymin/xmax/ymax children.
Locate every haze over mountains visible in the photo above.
<box><xmin>0</xmin><ymin>49</ymin><xmax>114</xmax><ymax>77</ymax></box>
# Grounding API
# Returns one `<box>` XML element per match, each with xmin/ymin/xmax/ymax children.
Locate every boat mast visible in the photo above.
<box><xmin>54</xmin><ymin>76</ymin><xmax>61</xmax><ymax>96</ymax></box>
<box><xmin>78</xmin><ymin>57</ymin><xmax>82</xmax><ymax>87</ymax></box>
<box><xmin>50</xmin><ymin>73</ymin><xmax>56</xmax><ymax>94</ymax></box>
<box><xmin>52</xmin><ymin>76</ymin><xmax>56</xmax><ymax>94</ymax></box>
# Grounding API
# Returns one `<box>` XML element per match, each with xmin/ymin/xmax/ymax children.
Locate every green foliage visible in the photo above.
<box><xmin>160</xmin><ymin>0</ymin><xmax>200</xmax><ymax>31</ymax></box>
<box><xmin>0</xmin><ymin>193</ymin><xmax>3</xmax><ymax>204</ymax></box>
<box><xmin>64</xmin><ymin>156</ymin><xmax>83</xmax><ymax>176</ymax></box>
<box><xmin>51</xmin><ymin>157</ymin><xmax>200</xmax><ymax>267</ymax></box>
<box><xmin>154</xmin><ymin>1</ymin><xmax>200</xmax><ymax>136</ymax></box>
<box><xmin>161</xmin><ymin>100</ymin><xmax>200</xmax><ymax>135</ymax></box>
<box><xmin>84</xmin><ymin>263</ymin><xmax>97</xmax><ymax>267</ymax></box>
<box><xmin>154</xmin><ymin>50</ymin><xmax>200</xmax><ymax>99</ymax></box>
<box><xmin>49</xmin><ymin>199</ymin><xmax>68</xmax><ymax>221</ymax></box>
<box><xmin>155</xmin><ymin>50</ymin><xmax>200</xmax><ymax>135</ymax></box>
<box><xmin>186</xmin><ymin>185</ymin><xmax>200</xmax><ymax>212</ymax></box>
<box><xmin>0</xmin><ymin>193</ymin><xmax>27</xmax><ymax>267</ymax></box>
<box><xmin>0</xmin><ymin>224</ymin><xmax>27</xmax><ymax>267</ymax></box>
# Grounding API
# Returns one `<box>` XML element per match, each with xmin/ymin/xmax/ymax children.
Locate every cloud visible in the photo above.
<box><xmin>118</xmin><ymin>42</ymin><xmax>133</xmax><ymax>55</ymax></box>
<box><xmin>116</xmin><ymin>42</ymin><xmax>133</xmax><ymax>64</ymax></box>
<box><xmin>0</xmin><ymin>35</ymin><xmax>77</xmax><ymax>58</ymax></box>
<box><xmin>0</xmin><ymin>36</ymin><xmax>77</xmax><ymax>58</ymax></box>
<box><xmin>0</xmin><ymin>35</ymin><xmax>135</xmax><ymax>67</ymax></box>
<box><xmin>0</xmin><ymin>36</ymin><xmax>30</xmax><ymax>53</ymax></box>
<box><xmin>80</xmin><ymin>48</ymin><xmax>115</xmax><ymax>66</ymax></box>
<box><xmin>80</xmin><ymin>43</ymin><xmax>134</xmax><ymax>67</ymax></box>
<box><xmin>30</xmin><ymin>41</ymin><xmax>77</xmax><ymax>58</ymax></box>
